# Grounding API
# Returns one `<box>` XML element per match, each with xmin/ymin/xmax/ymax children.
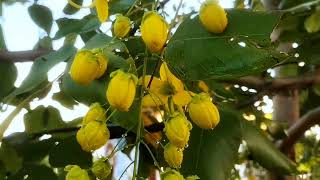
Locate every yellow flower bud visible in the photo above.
<box><xmin>83</xmin><ymin>102</ymin><xmax>106</xmax><ymax>125</ymax></box>
<box><xmin>106</xmin><ymin>69</ymin><xmax>138</xmax><ymax>112</ymax></box>
<box><xmin>95</xmin><ymin>52</ymin><xmax>108</xmax><ymax>78</ymax></box>
<box><xmin>96</xmin><ymin>0</ymin><xmax>109</xmax><ymax>23</ymax></box>
<box><xmin>188</xmin><ymin>93</ymin><xmax>220</xmax><ymax>129</ymax></box>
<box><xmin>304</xmin><ymin>10</ymin><xmax>320</xmax><ymax>33</ymax></box>
<box><xmin>113</xmin><ymin>14</ymin><xmax>131</xmax><ymax>38</ymax></box>
<box><xmin>140</xmin><ymin>11</ymin><xmax>169</xmax><ymax>52</ymax></box>
<box><xmin>65</xmin><ymin>165</ymin><xmax>90</xmax><ymax>180</ymax></box>
<box><xmin>164</xmin><ymin>112</ymin><xmax>192</xmax><ymax>148</ymax></box>
<box><xmin>199</xmin><ymin>0</ymin><xmax>228</xmax><ymax>33</ymax></box>
<box><xmin>198</xmin><ymin>80</ymin><xmax>209</xmax><ymax>93</ymax></box>
<box><xmin>91</xmin><ymin>158</ymin><xmax>112</xmax><ymax>180</ymax></box>
<box><xmin>186</xmin><ymin>175</ymin><xmax>200</xmax><ymax>180</ymax></box>
<box><xmin>161</xmin><ymin>169</ymin><xmax>184</xmax><ymax>180</ymax></box>
<box><xmin>70</xmin><ymin>50</ymin><xmax>99</xmax><ymax>85</ymax></box>
<box><xmin>164</xmin><ymin>143</ymin><xmax>183</xmax><ymax>169</ymax></box>
<box><xmin>76</xmin><ymin>121</ymin><xmax>110</xmax><ymax>152</ymax></box>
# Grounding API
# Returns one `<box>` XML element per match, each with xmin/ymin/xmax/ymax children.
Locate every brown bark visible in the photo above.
<box><xmin>0</xmin><ymin>49</ymin><xmax>51</xmax><ymax>62</ymax></box>
<box><xmin>263</xmin><ymin>0</ymin><xmax>297</xmax><ymax>180</ymax></box>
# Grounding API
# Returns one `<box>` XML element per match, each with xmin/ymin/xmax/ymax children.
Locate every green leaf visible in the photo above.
<box><xmin>84</xmin><ymin>33</ymin><xmax>127</xmax><ymax>51</ymax></box>
<box><xmin>109</xmin><ymin>0</ymin><xmax>135</xmax><ymax>14</ymax></box>
<box><xmin>61</xmin><ymin>73</ymin><xmax>106</xmax><ymax>106</ymax></box>
<box><xmin>123</xmin><ymin>37</ymin><xmax>145</xmax><ymax>58</ymax></box>
<box><xmin>7</xmin><ymin>45</ymin><xmax>76</xmax><ymax>98</ymax></box>
<box><xmin>241</xmin><ymin>120</ymin><xmax>297</xmax><ymax>174</ymax></box>
<box><xmin>49</xmin><ymin>135</ymin><xmax>92</xmax><ymax>168</ymax></box>
<box><xmin>165</xmin><ymin>10</ymin><xmax>281</xmax><ymax>80</ymax></box>
<box><xmin>8</xmin><ymin>164</ymin><xmax>58</xmax><ymax>180</ymax></box>
<box><xmin>0</xmin><ymin>61</ymin><xmax>17</xmax><ymax>101</ymax></box>
<box><xmin>0</xmin><ymin>142</ymin><xmax>22</xmax><ymax>174</ymax></box>
<box><xmin>28</xmin><ymin>4</ymin><xmax>53</xmax><ymax>34</ymax></box>
<box><xmin>111</xmin><ymin>99</ymin><xmax>140</xmax><ymax>131</ymax></box>
<box><xmin>181</xmin><ymin>108</ymin><xmax>241</xmax><ymax>179</ymax></box>
<box><xmin>52</xmin><ymin>90</ymin><xmax>77</xmax><ymax>109</ymax></box>
<box><xmin>0</xmin><ymin>25</ymin><xmax>7</xmax><ymax>50</ymax></box>
<box><xmin>34</xmin><ymin>36</ymin><xmax>53</xmax><ymax>50</ymax></box>
<box><xmin>23</xmin><ymin>106</ymin><xmax>67</xmax><ymax>134</ymax></box>
<box><xmin>2</xmin><ymin>132</ymin><xmax>58</xmax><ymax>163</ymax></box>
<box><xmin>63</xmin><ymin>0</ymin><xmax>83</xmax><ymax>15</ymax></box>
<box><xmin>54</xmin><ymin>15</ymin><xmax>100</xmax><ymax>40</ymax></box>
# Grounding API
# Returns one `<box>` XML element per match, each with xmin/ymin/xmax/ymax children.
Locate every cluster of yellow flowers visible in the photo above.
<box><xmin>66</xmin><ymin>0</ymin><xmax>228</xmax><ymax>179</ymax></box>
<box><xmin>76</xmin><ymin>103</ymin><xmax>109</xmax><ymax>152</ymax></box>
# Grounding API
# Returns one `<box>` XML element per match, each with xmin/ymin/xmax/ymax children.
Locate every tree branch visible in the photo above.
<box><xmin>224</xmin><ymin>72</ymin><xmax>320</xmax><ymax>92</ymax></box>
<box><xmin>278</xmin><ymin>106</ymin><xmax>320</xmax><ymax>153</ymax></box>
<box><xmin>0</xmin><ymin>49</ymin><xmax>51</xmax><ymax>62</ymax></box>
<box><xmin>30</xmin><ymin>123</ymin><xmax>164</xmax><ymax>139</ymax></box>
<box><xmin>228</xmin><ymin>72</ymin><xmax>320</xmax><ymax>109</ymax></box>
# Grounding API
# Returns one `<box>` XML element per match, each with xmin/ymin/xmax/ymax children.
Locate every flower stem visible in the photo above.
<box><xmin>132</xmin><ymin>50</ymin><xmax>148</xmax><ymax>179</ymax></box>
<box><xmin>119</xmin><ymin>161</ymin><xmax>134</xmax><ymax>180</ymax></box>
<box><xmin>125</xmin><ymin>0</ymin><xmax>140</xmax><ymax>16</ymax></box>
<box><xmin>141</xmin><ymin>140</ymin><xmax>161</xmax><ymax>169</ymax></box>
<box><xmin>105</xmin><ymin>109</ymin><xmax>117</xmax><ymax>122</ymax></box>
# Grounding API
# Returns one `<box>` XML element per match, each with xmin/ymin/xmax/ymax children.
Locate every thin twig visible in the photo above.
<box><xmin>278</xmin><ymin>106</ymin><xmax>320</xmax><ymax>153</ymax></box>
<box><xmin>132</xmin><ymin>49</ymin><xmax>148</xmax><ymax>178</ymax></box>
<box><xmin>119</xmin><ymin>161</ymin><xmax>134</xmax><ymax>180</ymax></box>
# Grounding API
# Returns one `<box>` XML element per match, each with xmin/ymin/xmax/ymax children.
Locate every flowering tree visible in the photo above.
<box><xmin>1</xmin><ymin>0</ymin><xmax>320</xmax><ymax>179</ymax></box>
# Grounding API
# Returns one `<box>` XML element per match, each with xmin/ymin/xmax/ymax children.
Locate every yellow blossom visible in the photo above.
<box><xmin>140</xmin><ymin>11</ymin><xmax>169</xmax><ymax>52</ymax></box>
<box><xmin>164</xmin><ymin>112</ymin><xmax>192</xmax><ymax>148</ymax></box>
<box><xmin>95</xmin><ymin>52</ymin><xmax>108</xmax><ymax>78</ymax></box>
<box><xmin>65</xmin><ymin>165</ymin><xmax>90</xmax><ymax>180</ymax></box>
<box><xmin>113</xmin><ymin>14</ymin><xmax>131</xmax><ymax>38</ymax></box>
<box><xmin>188</xmin><ymin>93</ymin><xmax>220</xmax><ymax>129</ymax></box>
<box><xmin>106</xmin><ymin>69</ymin><xmax>138</xmax><ymax>112</ymax></box>
<box><xmin>82</xmin><ymin>102</ymin><xmax>106</xmax><ymax>125</ymax></box>
<box><xmin>91</xmin><ymin>158</ymin><xmax>112</xmax><ymax>180</ymax></box>
<box><xmin>141</xmin><ymin>62</ymin><xmax>191</xmax><ymax>107</ymax></box>
<box><xmin>76</xmin><ymin>121</ymin><xmax>110</xmax><ymax>152</ymax></box>
<box><xmin>70</xmin><ymin>50</ymin><xmax>99</xmax><ymax>85</ymax></box>
<box><xmin>164</xmin><ymin>143</ymin><xmax>183</xmax><ymax>169</ymax></box>
<box><xmin>199</xmin><ymin>0</ymin><xmax>228</xmax><ymax>33</ymax></box>
<box><xmin>96</xmin><ymin>0</ymin><xmax>109</xmax><ymax>23</ymax></box>
<box><xmin>161</xmin><ymin>168</ymin><xmax>184</xmax><ymax>180</ymax></box>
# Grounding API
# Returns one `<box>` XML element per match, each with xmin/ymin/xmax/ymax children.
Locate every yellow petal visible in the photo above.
<box><xmin>113</xmin><ymin>14</ymin><xmax>131</xmax><ymax>38</ymax></box>
<box><xmin>140</xmin><ymin>11</ymin><xmax>169</xmax><ymax>52</ymax></box>
<box><xmin>142</xmin><ymin>93</ymin><xmax>168</xmax><ymax>107</ymax></box>
<box><xmin>96</xmin><ymin>0</ymin><xmax>109</xmax><ymax>23</ymax></box>
<box><xmin>140</xmin><ymin>75</ymin><xmax>164</xmax><ymax>94</ymax></box>
<box><xmin>173</xmin><ymin>91</ymin><xmax>191</xmax><ymax>106</ymax></box>
<box><xmin>160</xmin><ymin>62</ymin><xmax>184</xmax><ymax>92</ymax></box>
<box><xmin>199</xmin><ymin>1</ymin><xmax>228</xmax><ymax>33</ymax></box>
